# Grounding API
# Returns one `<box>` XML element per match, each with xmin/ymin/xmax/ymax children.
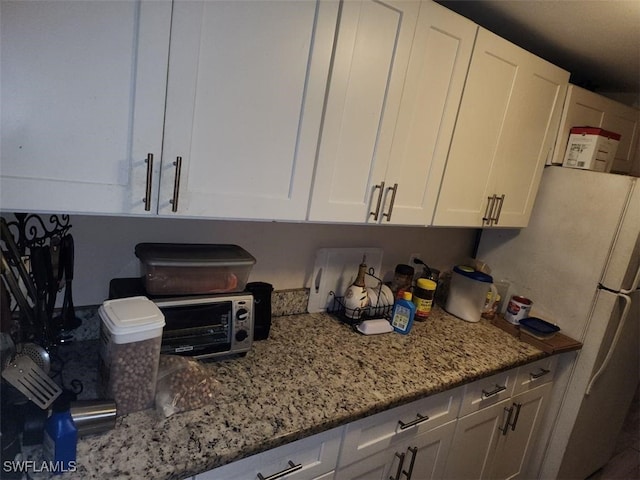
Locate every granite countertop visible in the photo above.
<box><xmin>50</xmin><ymin>306</ymin><xmax>544</xmax><ymax>480</ymax></box>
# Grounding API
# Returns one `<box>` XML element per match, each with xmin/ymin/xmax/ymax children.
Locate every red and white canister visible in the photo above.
<box><xmin>505</xmin><ymin>295</ymin><xmax>532</xmax><ymax>325</ymax></box>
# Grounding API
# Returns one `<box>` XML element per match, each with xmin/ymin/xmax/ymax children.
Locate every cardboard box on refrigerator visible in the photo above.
<box><xmin>562</xmin><ymin>127</ymin><xmax>621</xmax><ymax>172</ymax></box>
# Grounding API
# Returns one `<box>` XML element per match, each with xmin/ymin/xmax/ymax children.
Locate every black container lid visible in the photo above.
<box><xmin>135</xmin><ymin>243</ymin><xmax>256</xmax><ymax>267</ymax></box>
<box><xmin>394</xmin><ymin>264</ymin><xmax>415</xmax><ymax>276</ymax></box>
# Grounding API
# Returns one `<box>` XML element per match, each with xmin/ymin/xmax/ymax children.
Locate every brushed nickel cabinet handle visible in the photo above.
<box><xmin>492</xmin><ymin>194</ymin><xmax>505</xmax><ymax>225</ymax></box>
<box><xmin>382</xmin><ymin>183</ymin><xmax>398</xmax><ymax>222</ymax></box>
<box><xmin>398</xmin><ymin>413</ymin><xmax>429</xmax><ymax>430</ymax></box>
<box><xmin>482</xmin><ymin>384</ymin><xmax>507</xmax><ymax>398</ymax></box>
<box><xmin>369</xmin><ymin>181</ymin><xmax>386</xmax><ymax>221</ymax></box>
<box><xmin>256</xmin><ymin>461</ymin><xmax>302</xmax><ymax>480</ymax></box>
<box><xmin>170</xmin><ymin>156</ymin><xmax>182</xmax><ymax>213</ymax></box>
<box><xmin>390</xmin><ymin>452</ymin><xmax>406</xmax><ymax>480</ymax></box>
<box><xmin>500</xmin><ymin>405</ymin><xmax>515</xmax><ymax>435</ymax></box>
<box><xmin>483</xmin><ymin>195</ymin><xmax>496</xmax><ymax>225</ymax></box>
<box><xmin>403</xmin><ymin>446</ymin><xmax>418</xmax><ymax>480</ymax></box>
<box><xmin>143</xmin><ymin>153</ymin><xmax>154</xmax><ymax>211</ymax></box>
<box><xmin>510</xmin><ymin>402</ymin><xmax>522</xmax><ymax>431</ymax></box>
<box><xmin>530</xmin><ymin>368</ymin><xmax>550</xmax><ymax>379</ymax></box>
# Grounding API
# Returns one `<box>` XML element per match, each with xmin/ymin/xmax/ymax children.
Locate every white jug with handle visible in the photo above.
<box><xmin>445</xmin><ymin>266</ymin><xmax>498</xmax><ymax>322</ymax></box>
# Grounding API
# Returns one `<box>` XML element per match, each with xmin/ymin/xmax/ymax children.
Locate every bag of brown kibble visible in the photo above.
<box><xmin>155</xmin><ymin>355</ymin><xmax>220</xmax><ymax>418</ymax></box>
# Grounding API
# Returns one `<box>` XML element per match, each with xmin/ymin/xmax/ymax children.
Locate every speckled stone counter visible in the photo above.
<box><xmin>34</xmin><ymin>305</ymin><xmax>547</xmax><ymax>480</ymax></box>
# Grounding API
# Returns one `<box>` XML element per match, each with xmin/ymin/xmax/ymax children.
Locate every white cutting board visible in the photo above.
<box><xmin>307</xmin><ymin>247</ymin><xmax>384</xmax><ymax>313</ymax></box>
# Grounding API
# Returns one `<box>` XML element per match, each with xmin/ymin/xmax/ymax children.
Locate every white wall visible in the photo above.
<box><xmin>65</xmin><ymin>215</ymin><xmax>477</xmax><ymax>306</ymax></box>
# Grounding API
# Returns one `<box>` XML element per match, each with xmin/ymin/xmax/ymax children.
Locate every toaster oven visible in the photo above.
<box><xmin>154</xmin><ymin>294</ymin><xmax>253</xmax><ymax>359</ymax></box>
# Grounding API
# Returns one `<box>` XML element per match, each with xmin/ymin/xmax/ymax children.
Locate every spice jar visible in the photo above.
<box><xmin>391</xmin><ymin>264</ymin><xmax>414</xmax><ymax>298</ymax></box>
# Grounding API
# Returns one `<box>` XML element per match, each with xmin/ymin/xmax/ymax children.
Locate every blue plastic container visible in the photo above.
<box><xmin>43</xmin><ymin>395</ymin><xmax>77</xmax><ymax>475</ymax></box>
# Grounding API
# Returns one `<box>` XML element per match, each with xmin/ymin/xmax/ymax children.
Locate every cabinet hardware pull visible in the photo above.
<box><xmin>510</xmin><ymin>402</ymin><xmax>522</xmax><ymax>431</ymax></box>
<box><xmin>382</xmin><ymin>183</ymin><xmax>398</xmax><ymax>222</ymax></box>
<box><xmin>500</xmin><ymin>405</ymin><xmax>515</xmax><ymax>435</ymax></box>
<box><xmin>170</xmin><ymin>156</ymin><xmax>182</xmax><ymax>213</ymax></box>
<box><xmin>482</xmin><ymin>384</ymin><xmax>507</xmax><ymax>398</ymax></box>
<box><xmin>483</xmin><ymin>195</ymin><xmax>496</xmax><ymax>225</ymax></box>
<box><xmin>398</xmin><ymin>413</ymin><xmax>429</xmax><ymax>430</ymax></box>
<box><xmin>530</xmin><ymin>368</ymin><xmax>550</xmax><ymax>379</ymax></box>
<box><xmin>256</xmin><ymin>460</ymin><xmax>302</xmax><ymax>480</ymax></box>
<box><xmin>369</xmin><ymin>181</ymin><xmax>386</xmax><ymax>221</ymax></box>
<box><xmin>403</xmin><ymin>446</ymin><xmax>418</xmax><ymax>480</ymax></box>
<box><xmin>390</xmin><ymin>452</ymin><xmax>406</xmax><ymax>480</ymax></box>
<box><xmin>143</xmin><ymin>153</ymin><xmax>154</xmax><ymax>211</ymax></box>
<box><xmin>492</xmin><ymin>194</ymin><xmax>505</xmax><ymax>225</ymax></box>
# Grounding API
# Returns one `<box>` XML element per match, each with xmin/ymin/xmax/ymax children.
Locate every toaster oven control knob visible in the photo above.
<box><xmin>235</xmin><ymin>329</ymin><xmax>248</xmax><ymax>342</ymax></box>
<box><xmin>236</xmin><ymin>308</ymin><xmax>249</xmax><ymax>321</ymax></box>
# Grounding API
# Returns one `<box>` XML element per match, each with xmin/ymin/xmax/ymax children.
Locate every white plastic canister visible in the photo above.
<box><xmin>445</xmin><ymin>266</ymin><xmax>498</xmax><ymax>322</ymax></box>
<box><xmin>98</xmin><ymin>296</ymin><xmax>165</xmax><ymax>415</ymax></box>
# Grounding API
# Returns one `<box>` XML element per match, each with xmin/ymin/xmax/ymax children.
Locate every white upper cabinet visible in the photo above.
<box><xmin>550</xmin><ymin>85</ymin><xmax>640</xmax><ymax>175</ymax></box>
<box><xmin>308</xmin><ymin>0</ymin><xmax>476</xmax><ymax>225</ymax></box>
<box><xmin>432</xmin><ymin>28</ymin><xmax>569</xmax><ymax>228</ymax></box>
<box><xmin>160</xmin><ymin>0</ymin><xmax>338</xmax><ymax>220</ymax></box>
<box><xmin>0</xmin><ymin>0</ymin><xmax>171</xmax><ymax>215</ymax></box>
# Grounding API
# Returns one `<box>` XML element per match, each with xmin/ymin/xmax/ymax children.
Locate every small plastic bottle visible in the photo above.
<box><xmin>43</xmin><ymin>392</ymin><xmax>77</xmax><ymax>475</ymax></box>
<box><xmin>390</xmin><ymin>291</ymin><xmax>416</xmax><ymax>335</ymax></box>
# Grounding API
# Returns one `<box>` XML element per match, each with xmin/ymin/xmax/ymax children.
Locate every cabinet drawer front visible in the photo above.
<box><xmin>338</xmin><ymin>388</ymin><xmax>462</xmax><ymax>467</ymax></box>
<box><xmin>513</xmin><ymin>356</ymin><xmax>558</xmax><ymax>396</ymax></box>
<box><xmin>459</xmin><ymin>369</ymin><xmax>517</xmax><ymax>417</ymax></box>
<box><xmin>195</xmin><ymin>427</ymin><xmax>342</xmax><ymax>480</ymax></box>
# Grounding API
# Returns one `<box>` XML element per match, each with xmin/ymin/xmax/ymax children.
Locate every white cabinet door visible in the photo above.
<box><xmin>161</xmin><ymin>0</ymin><xmax>338</xmax><ymax>220</ymax></box>
<box><xmin>195</xmin><ymin>427</ymin><xmax>342</xmax><ymax>480</ymax></box>
<box><xmin>309</xmin><ymin>0</ymin><xmax>476</xmax><ymax>226</ymax></box>
<box><xmin>0</xmin><ymin>0</ymin><xmax>171</xmax><ymax>215</ymax></box>
<box><xmin>487</xmin><ymin>382</ymin><xmax>553</xmax><ymax>480</ymax></box>
<box><xmin>381</xmin><ymin>1</ymin><xmax>476</xmax><ymax>225</ymax></box>
<box><xmin>433</xmin><ymin>28</ymin><xmax>568</xmax><ymax>228</ymax></box>
<box><xmin>336</xmin><ymin>419</ymin><xmax>457</xmax><ymax>480</ymax></box>
<box><xmin>442</xmin><ymin>396</ymin><xmax>512</xmax><ymax>479</ymax></box>
<box><xmin>550</xmin><ymin>85</ymin><xmax>640</xmax><ymax>174</ymax></box>
<box><xmin>307</xmin><ymin>0</ymin><xmax>420</xmax><ymax>223</ymax></box>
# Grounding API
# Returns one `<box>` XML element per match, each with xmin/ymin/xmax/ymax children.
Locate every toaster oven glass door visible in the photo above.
<box><xmin>160</xmin><ymin>301</ymin><xmax>233</xmax><ymax>356</ymax></box>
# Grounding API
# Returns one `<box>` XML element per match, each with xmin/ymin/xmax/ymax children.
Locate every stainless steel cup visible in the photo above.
<box><xmin>69</xmin><ymin>400</ymin><xmax>117</xmax><ymax>437</ymax></box>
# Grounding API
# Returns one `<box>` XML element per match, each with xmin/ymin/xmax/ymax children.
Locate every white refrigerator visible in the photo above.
<box><xmin>476</xmin><ymin>166</ymin><xmax>640</xmax><ymax>479</ymax></box>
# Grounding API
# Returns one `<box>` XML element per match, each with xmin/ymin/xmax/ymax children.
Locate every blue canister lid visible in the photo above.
<box><xmin>453</xmin><ymin>265</ymin><xmax>494</xmax><ymax>283</ymax></box>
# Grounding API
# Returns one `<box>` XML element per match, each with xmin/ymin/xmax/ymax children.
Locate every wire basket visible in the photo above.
<box><xmin>327</xmin><ymin>268</ymin><xmax>393</xmax><ymax>327</ymax></box>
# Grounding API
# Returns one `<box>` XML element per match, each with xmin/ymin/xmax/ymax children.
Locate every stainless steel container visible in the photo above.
<box><xmin>69</xmin><ymin>400</ymin><xmax>117</xmax><ymax>437</ymax></box>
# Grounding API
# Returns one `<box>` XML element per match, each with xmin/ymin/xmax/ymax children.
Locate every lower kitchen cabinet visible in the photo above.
<box><xmin>193</xmin><ymin>426</ymin><xmax>343</xmax><ymax>480</ymax></box>
<box><xmin>487</xmin><ymin>382</ymin><xmax>554</xmax><ymax>479</ymax></box>
<box><xmin>443</xmin><ymin>357</ymin><xmax>556</xmax><ymax>480</ymax></box>
<box><xmin>335</xmin><ymin>419</ymin><xmax>457</xmax><ymax>480</ymax></box>
<box><xmin>338</xmin><ymin>387</ymin><xmax>462</xmax><ymax>465</ymax></box>
<box><xmin>192</xmin><ymin>358</ymin><xmax>557</xmax><ymax>480</ymax></box>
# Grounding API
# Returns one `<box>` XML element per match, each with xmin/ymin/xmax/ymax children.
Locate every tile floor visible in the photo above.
<box><xmin>587</xmin><ymin>384</ymin><xmax>640</xmax><ymax>479</ymax></box>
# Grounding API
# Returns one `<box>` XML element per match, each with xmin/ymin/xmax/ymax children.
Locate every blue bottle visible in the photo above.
<box><xmin>43</xmin><ymin>393</ymin><xmax>77</xmax><ymax>475</ymax></box>
<box><xmin>390</xmin><ymin>292</ymin><xmax>416</xmax><ymax>334</ymax></box>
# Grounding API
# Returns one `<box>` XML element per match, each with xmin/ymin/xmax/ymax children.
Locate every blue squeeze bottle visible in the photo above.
<box><xmin>391</xmin><ymin>291</ymin><xmax>416</xmax><ymax>334</ymax></box>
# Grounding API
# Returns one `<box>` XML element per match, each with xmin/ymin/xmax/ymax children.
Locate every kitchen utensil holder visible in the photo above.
<box><xmin>328</xmin><ymin>268</ymin><xmax>393</xmax><ymax>327</ymax></box>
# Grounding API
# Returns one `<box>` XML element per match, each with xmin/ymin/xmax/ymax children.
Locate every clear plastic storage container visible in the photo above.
<box><xmin>98</xmin><ymin>296</ymin><xmax>165</xmax><ymax>416</ymax></box>
<box><xmin>134</xmin><ymin>243</ymin><xmax>256</xmax><ymax>296</ymax></box>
